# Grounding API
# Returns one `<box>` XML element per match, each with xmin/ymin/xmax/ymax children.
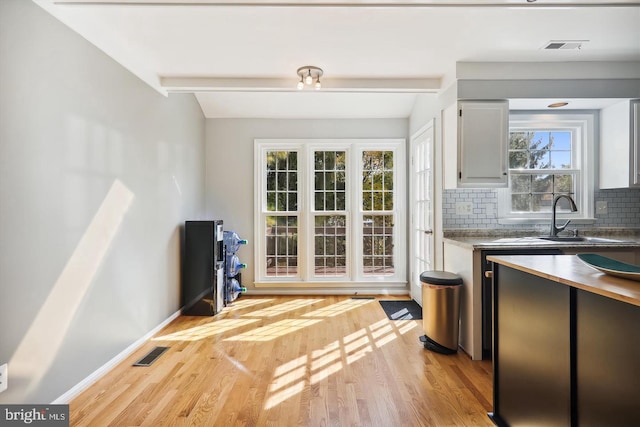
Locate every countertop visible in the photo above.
<box><xmin>488</xmin><ymin>254</ymin><xmax>640</xmax><ymax>307</ymax></box>
<box><xmin>443</xmin><ymin>229</ymin><xmax>640</xmax><ymax>250</ymax></box>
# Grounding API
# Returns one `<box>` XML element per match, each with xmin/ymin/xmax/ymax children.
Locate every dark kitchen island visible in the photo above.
<box><xmin>487</xmin><ymin>255</ymin><xmax>640</xmax><ymax>427</ymax></box>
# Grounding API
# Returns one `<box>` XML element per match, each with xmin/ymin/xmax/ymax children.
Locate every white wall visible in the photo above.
<box><xmin>205</xmin><ymin>118</ymin><xmax>408</xmax><ymax>293</ymax></box>
<box><xmin>0</xmin><ymin>0</ymin><xmax>205</xmax><ymax>403</ymax></box>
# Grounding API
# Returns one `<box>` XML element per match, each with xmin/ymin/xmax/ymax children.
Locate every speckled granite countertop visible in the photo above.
<box><xmin>443</xmin><ymin>228</ymin><xmax>640</xmax><ymax>250</ymax></box>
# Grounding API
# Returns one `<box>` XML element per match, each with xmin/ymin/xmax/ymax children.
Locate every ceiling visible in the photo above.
<box><xmin>33</xmin><ymin>0</ymin><xmax>640</xmax><ymax>118</ymax></box>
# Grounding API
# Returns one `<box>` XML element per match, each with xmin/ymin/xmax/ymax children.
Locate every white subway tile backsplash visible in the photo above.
<box><xmin>442</xmin><ymin>188</ymin><xmax>640</xmax><ymax>230</ymax></box>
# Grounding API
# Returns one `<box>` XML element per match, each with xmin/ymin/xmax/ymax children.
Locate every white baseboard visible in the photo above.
<box><xmin>52</xmin><ymin>309</ymin><xmax>181</xmax><ymax>404</ymax></box>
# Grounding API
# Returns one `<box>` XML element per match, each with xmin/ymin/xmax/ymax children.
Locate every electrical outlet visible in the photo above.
<box><xmin>0</xmin><ymin>363</ymin><xmax>7</xmax><ymax>393</ymax></box>
<box><xmin>455</xmin><ymin>201</ymin><xmax>473</xmax><ymax>215</ymax></box>
<box><xmin>596</xmin><ymin>200</ymin><xmax>608</xmax><ymax>215</ymax></box>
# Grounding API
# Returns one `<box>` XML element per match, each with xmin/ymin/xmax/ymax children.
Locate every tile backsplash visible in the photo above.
<box><xmin>443</xmin><ymin>188</ymin><xmax>640</xmax><ymax>230</ymax></box>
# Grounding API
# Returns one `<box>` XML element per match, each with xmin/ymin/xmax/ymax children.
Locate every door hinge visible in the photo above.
<box><xmin>459</xmin><ymin>171</ymin><xmax>462</xmax><ymax>179</ymax></box>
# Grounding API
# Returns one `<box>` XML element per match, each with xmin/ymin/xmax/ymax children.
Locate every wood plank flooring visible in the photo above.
<box><xmin>70</xmin><ymin>296</ymin><xmax>493</xmax><ymax>426</ymax></box>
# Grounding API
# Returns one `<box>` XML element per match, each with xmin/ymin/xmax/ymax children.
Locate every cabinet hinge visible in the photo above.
<box><xmin>459</xmin><ymin>109</ymin><xmax>462</xmax><ymax>117</ymax></box>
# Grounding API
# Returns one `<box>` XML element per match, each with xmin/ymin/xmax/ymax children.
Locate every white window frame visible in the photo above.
<box><xmin>254</xmin><ymin>139</ymin><xmax>406</xmax><ymax>287</ymax></box>
<box><xmin>498</xmin><ymin>112</ymin><xmax>595</xmax><ymax>224</ymax></box>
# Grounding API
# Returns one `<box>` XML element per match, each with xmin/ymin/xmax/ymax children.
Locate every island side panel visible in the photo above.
<box><xmin>494</xmin><ymin>266</ymin><xmax>571</xmax><ymax>427</ymax></box>
<box><xmin>576</xmin><ymin>289</ymin><xmax>640</xmax><ymax>427</ymax></box>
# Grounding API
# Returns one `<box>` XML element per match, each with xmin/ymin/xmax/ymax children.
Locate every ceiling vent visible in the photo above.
<box><xmin>542</xmin><ymin>40</ymin><xmax>588</xmax><ymax>50</ymax></box>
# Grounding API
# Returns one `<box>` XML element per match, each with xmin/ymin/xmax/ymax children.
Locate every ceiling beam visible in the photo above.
<box><xmin>48</xmin><ymin>1</ymin><xmax>640</xmax><ymax>8</ymax></box>
<box><xmin>160</xmin><ymin>77</ymin><xmax>442</xmax><ymax>93</ymax></box>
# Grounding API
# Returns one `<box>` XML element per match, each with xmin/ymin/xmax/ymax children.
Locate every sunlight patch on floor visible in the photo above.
<box><xmin>302</xmin><ymin>298</ymin><xmax>374</xmax><ymax>318</ymax></box>
<box><xmin>264</xmin><ymin>311</ymin><xmax>419</xmax><ymax>410</ymax></box>
<box><xmin>153</xmin><ymin>318</ymin><xmax>261</xmax><ymax>341</ymax></box>
<box><xmin>242</xmin><ymin>298</ymin><xmax>324</xmax><ymax>318</ymax></box>
<box><xmin>224</xmin><ymin>318</ymin><xmax>323</xmax><ymax>342</ymax></box>
<box><xmin>223</xmin><ymin>298</ymin><xmax>275</xmax><ymax>313</ymax></box>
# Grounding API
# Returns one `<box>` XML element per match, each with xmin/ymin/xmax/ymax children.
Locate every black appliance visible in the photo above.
<box><xmin>183</xmin><ymin>220</ymin><xmax>224</xmax><ymax>315</ymax></box>
<box><xmin>480</xmin><ymin>248</ymin><xmax>562</xmax><ymax>359</ymax></box>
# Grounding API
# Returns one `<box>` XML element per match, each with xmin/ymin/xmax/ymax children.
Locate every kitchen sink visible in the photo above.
<box><xmin>538</xmin><ymin>236</ymin><xmax>631</xmax><ymax>244</ymax></box>
<box><xmin>539</xmin><ymin>236</ymin><xmax>585</xmax><ymax>242</ymax></box>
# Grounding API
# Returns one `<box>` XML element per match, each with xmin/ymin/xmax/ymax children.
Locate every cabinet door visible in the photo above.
<box><xmin>600</xmin><ymin>99</ymin><xmax>640</xmax><ymax>189</ymax></box>
<box><xmin>457</xmin><ymin>100</ymin><xmax>508</xmax><ymax>188</ymax></box>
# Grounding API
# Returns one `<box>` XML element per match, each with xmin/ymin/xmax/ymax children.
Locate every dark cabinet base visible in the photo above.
<box><xmin>491</xmin><ymin>264</ymin><xmax>640</xmax><ymax>427</ymax></box>
<box><xmin>492</xmin><ymin>267</ymin><xmax>571</xmax><ymax>427</ymax></box>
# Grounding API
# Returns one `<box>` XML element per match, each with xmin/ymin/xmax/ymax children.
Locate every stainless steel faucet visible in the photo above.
<box><xmin>550</xmin><ymin>194</ymin><xmax>578</xmax><ymax>237</ymax></box>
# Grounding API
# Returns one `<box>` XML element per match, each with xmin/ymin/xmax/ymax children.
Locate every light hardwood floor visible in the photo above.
<box><xmin>70</xmin><ymin>295</ymin><xmax>493</xmax><ymax>426</ymax></box>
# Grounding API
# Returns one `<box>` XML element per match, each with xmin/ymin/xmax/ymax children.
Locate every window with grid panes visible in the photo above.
<box><xmin>362</xmin><ymin>151</ymin><xmax>394</xmax><ymax>276</ymax></box>
<box><xmin>265</xmin><ymin>151</ymin><xmax>298</xmax><ymax>277</ymax></box>
<box><xmin>499</xmin><ymin>113</ymin><xmax>595</xmax><ymax>222</ymax></box>
<box><xmin>255</xmin><ymin>140</ymin><xmax>405</xmax><ymax>285</ymax></box>
<box><xmin>313</xmin><ymin>151</ymin><xmax>347</xmax><ymax>277</ymax></box>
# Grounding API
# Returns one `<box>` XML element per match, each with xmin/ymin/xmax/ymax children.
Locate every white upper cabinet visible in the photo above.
<box><xmin>600</xmin><ymin>99</ymin><xmax>640</xmax><ymax>189</ymax></box>
<box><xmin>457</xmin><ymin>100</ymin><xmax>509</xmax><ymax>188</ymax></box>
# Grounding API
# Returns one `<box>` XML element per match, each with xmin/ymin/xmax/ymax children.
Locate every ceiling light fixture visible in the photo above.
<box><xmin>548</xmin><ymin>102</ymin><xmax>569</xmax><ymax>108</ymax></box>
<box><xmin>296</xmin><ymin>66</ymin><xmax>323</xmax><ymax>90</ymax></box>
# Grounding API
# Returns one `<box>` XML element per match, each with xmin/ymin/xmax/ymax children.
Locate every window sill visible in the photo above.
<box><xmin>254</xmin><ymin>281</ymin><xmax>408</xmax><ymax>288</ymax></box>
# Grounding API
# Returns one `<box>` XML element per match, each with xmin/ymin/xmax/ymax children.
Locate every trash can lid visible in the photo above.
<box><xmin>420</xmin><ymin>270</ymin><xmax>463</xmax><ymax>286</ymax></box>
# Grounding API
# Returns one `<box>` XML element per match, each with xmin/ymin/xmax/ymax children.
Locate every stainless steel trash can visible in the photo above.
<box><xmin>419</xmin><ymin>271</ymin><xmax>463</xmax><ymax>354</ymax></box>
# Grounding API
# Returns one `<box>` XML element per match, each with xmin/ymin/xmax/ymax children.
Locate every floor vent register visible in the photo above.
<box><xmin>133</xmin><ymin>346</ymin><xmax>170</xmax><ymax>367</ymax></box>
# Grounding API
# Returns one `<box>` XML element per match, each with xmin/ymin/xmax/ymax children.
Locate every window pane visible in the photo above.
<box><xmin>277</xmin><ymin>172</ymin><xmax>287</xmax><ymax>190</ymax></box>
<box><xmin>276</xmin><ymin>152</ymin><xmax>288</xmax><ymax>170</ymax></box>
<box><xmin>362</xmin><ymin>215</ymin><xmax>394</xmax><ymax>276</ymax></box>
<box><xmin>373</xmin><ymin>191</ymin><xmax>383</xmax><ymax>210</ymax></box>
<box><xmin>554</xmin><ymin>174</ymin><xmax>574</xmax><ymax>193</ymax></box>
<box><xmin>550</xmin><ymin>151</ymin><xmax>571</xmax><ymax>169</ymax></box>
<box><xmin>326</xmin><ymin>192</ymin><xmax>335</xmax><ymax>211</ymax></box>
<box><xmin>315</xmin><ymin>172</ymin><xmax>324</xmax><ymax>190</ymax></box>
<box><xmin>266</xmin><ymin>216</ymin><xmax>298</xmax><ymax>277</ymax></box>
<box><xmin>266</xmin><ymin>150</ymin><xmax>297</xmax><ymax>213</ymax></box>
<box><xmin>277</xmin><ymin>192</ymin><xmax>287</xmax><ymax>211</ymax></box>
<box><xmin>509</xmin><ymin>150</ymin><xmax>529</xmax><ymax>169</ymax></box>
<box><xmin>532</xmin><ymin>174</ymin><xmax>552</xmax><ymax>193</ymax></box>
<box><xmin>325</xmin><ymin>172</ymin><xmax>335</xmax><ymax>190</ymax></box>
<box><xmin>363</xmin><ymin>193</ymin><xmax>372</xmax><ymax>211</ymax></box>
<box><xmin>267</xmin><ymin>192</ymin><xmax>276</xmax><ymax>211</ymax></box>
<box><xmin>336</xmin><ymin>152</ymin><xmax>346</xmax><ymax>170</ymax></box>
<box><xmin>315</xmin><ymin>192</ymin><xmax>324</xmax><ymax>211</ymax></box>
<box><xmin>288</xmin><ymin>193</ymin><xmax>297</xmax><ymax>211</ymax></box>
<box><xmin>325</xmin><ymin>152</ymin><xmax>335</xmax><ymax>170</ymax></box>
<box><xmin>384</xmin><ymin>191</ymin><xmax>393</xmax><ymax>211</ymax></box>
<box><xmin>530</xmin><ymin>150</ymin><xmax>550</xmax><ymax>169</ymax></box>
<box><xmin>314</xmin><ymin>215</ymin><xmax>347</xmax><ymax>277</ymax></box>
<box><xmin>509</xmin><ymin>132</ymin><xmax>530</xmax><ymax>150</ymax></box>
<box><xmin>511</xmin><ymin>175</ymin><xmax>531</xmax><ymax>193</ymax></box>
<box><xmin>383</xmin><ymin>152</ymin><xmax>393</xmax><ymax>169</ymax></box>
<box><xmin>336</xmin><ymin>191</ymin><xmax>346</xmax><ymax>210</ymax></box>
<box><xmin>363</xmin><ymin>151</ymin><xmax>394</xmax><ymax>212</ymax></box>
<box><xmin>383</xmin><ymin>171</ymin><xmax>393</xmax><ymax>191</ymax></box>
<box><xmin>266</xmin><ymin>171</ymin><xmax>276</xmax><ymax>191</ymax></box>
<box><xmin>532</xmin><ymin>194</ymin><xmax>553</xmax><ymax>212</ymax></box>
<box><xmin>315</xmin><ymin>152</ymin><xmax>323</xmax><ymax>169</ymax></box>
<box><xmin>336</xmin><ymin>171</ymin><xmax>346</xmax><ymax>190</ymax></box>
<box><xmin>551</xmin><ymin>132</ymin><xmax>572</xmax><ymax>150</ymax></box>
<box><xmin>315</xmin><ymin>151</ymin><xmax>346</xmax><ymax>213</ymax></box>
<box><xmin>288</xmin><ymin>151</ymin><xmax>297</xmax><ymax>169</ymax></box>
<box><xmin>288</xmin><ymin>172</ymin><xmax>297</xmax><ymax>191</ymax></box>
<box><xmin>511</xmin><ymin>194</ymin><xmax>530</xmax><ymax>212</ymax></box>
